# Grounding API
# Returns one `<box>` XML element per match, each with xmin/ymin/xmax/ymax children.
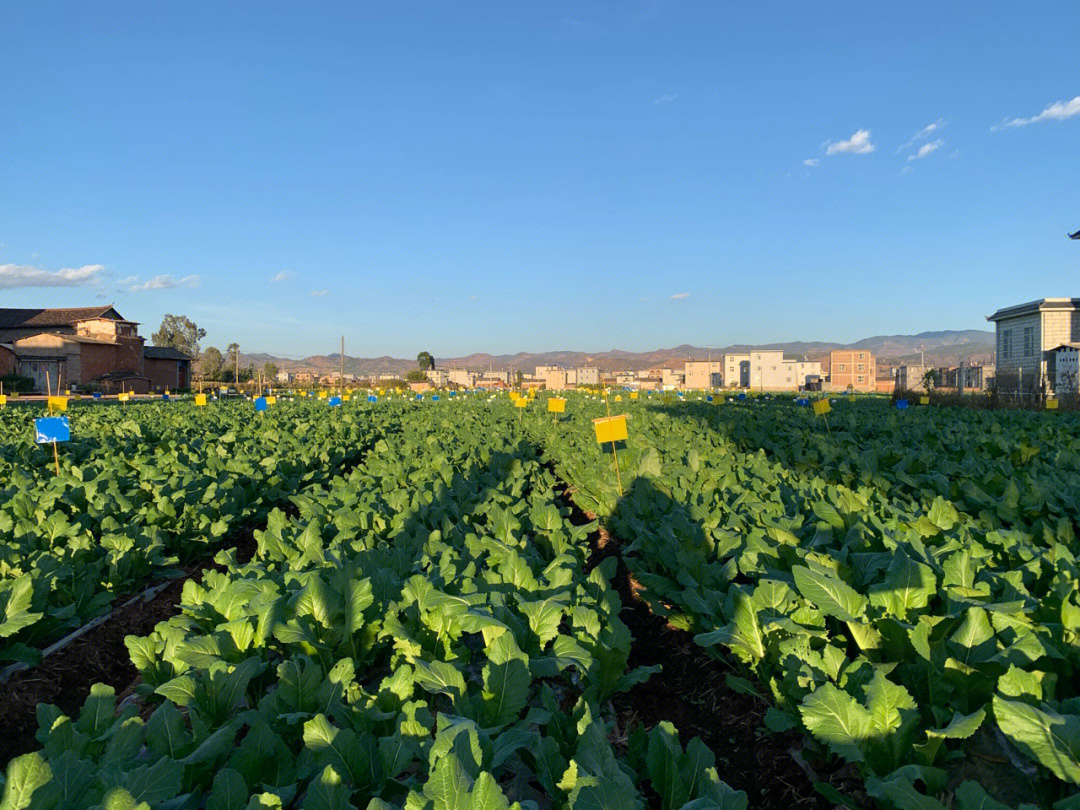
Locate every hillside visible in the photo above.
<box><xmin>237</xmin><ymin>330</ymin><xmax>995</xmax><ymax>376</ymax></box>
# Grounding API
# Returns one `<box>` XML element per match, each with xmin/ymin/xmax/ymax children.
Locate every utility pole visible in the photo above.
<box><xmin>235</xmin><ymin>345</ymin><xmax>240</xmax><ymax>393</ymax></box>
<box><xmin>340</xmin><ymin>335</ymin><xmax>345</xmax><ymax>396</ymax></box>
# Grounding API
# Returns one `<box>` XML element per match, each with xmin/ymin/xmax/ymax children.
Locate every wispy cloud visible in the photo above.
<box><xmin>993</xmin><ymin>95</ymin><xmax>1080</xmax><ymax>130</ymax></box>
<box><xmin>0</xmin><ymin>263</ymin><xmax>105</xmax><ymax>289</ymax></box>
<box><xmin>310</xmin><ymin>289</ymin><xmax>329</xmax><ymax>297</ymax></box>
<box><xmin>129</xmin><ymin>274</ymin><xmax>200</xmax><ymax>292</ymax></box>
<box><xmin>669</xmin><ymin>292</ymin><xmax>690</xmax><ymax>300</ymax></box>
<box><xmin>271</xmin><ymin>270</ymin><xmax>295</xmax><ymax>282</ymax></box>
<box><xmin>803</xmin><ymin>158</ymin><xmax>819</xmax><ymax>167</ymax></box>
<box><xmin>898</xmin><ymin>119</ymin><xmax>945</xmax><ymax>152</ymax></box>
<box><xmin>907</xmin><ymin>139</ymin><xmax>944</xmax><ymax>161</ymax></box>
<box><xmin>654</xmin><ymin>93</ymin><xmax>677</xmax><ymax>105</ymax></box>
<box><xmin>825</xmin><ymin>129</ymin><xmax>875</xmax><ymax>155</ymax></box>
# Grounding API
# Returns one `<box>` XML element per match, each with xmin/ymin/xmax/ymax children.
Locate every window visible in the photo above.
<box><xmin>1001</xmin><ymin>329</ymin><xmax>1011</xmax><ymax>360</ymax></box>
<box><xmin>857</xmin><ymin>364</ymin><xmax>865</xmax><ymax>371</ymax></box>
<box><xmin>857</xmin><ymin>376</ymin><xmax>865</xmax><ymax>383</ymax></box>
<box><xmin>858</xmin><ymin>353</ymin><xmax>865</xmax><ymax>360</ymax></box>
<box><xmin>838</xmin><ymin>364</ymin><xmax>846</xmax><ymax>371</ymax></box>
<box><xmin>1023</xmin><ymin>326</ymin><xmax>1035</xmax><ymax>357</ymax></box>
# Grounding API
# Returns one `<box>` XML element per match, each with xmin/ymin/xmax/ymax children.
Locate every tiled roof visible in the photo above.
<box><xmin>144</xmin><ymin>346</ymin><xmax>192</xmax><ymax>360</ymax></box>
<box><xmin>0</xmin><ymin>306</ymin><xmax>127</xmax><ymax>329</ymax></box>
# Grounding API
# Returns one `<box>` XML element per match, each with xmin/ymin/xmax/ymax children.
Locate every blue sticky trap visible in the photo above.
<box><xmin>896</xmin><ymin>399</ymin><xmax>909</xmax><ymax>410</ymax></box>
<box><xmin>162</xmin><ymin>394</ymin><xmax>169</xmax><ymax>401</ymax></box>
<box><xmin>415</xmin><ymin>394</ymin><xmax>422</xmax><ymax>401</ymax></box>
<box><xmin>449</xmin><ymin>391</ymin><xmax>457</xmax><ymax>397</ymax></box>
<box><xmin>328</xmin><ymin>396</ymin><xmax>342</xmax><ymax>407</ymax></box>
<box><xmin>797</xmin><ymin>398</ymin><xmax>808</xmax><ymax>406</ymax></box>
<box><xmin>706</xmin><ymin>395</ymin><xmax>713</xmax><ymax>402</ymax></box>
<box><xmin>93</xmin><ymin>392</ymin><xmax>102</xmax><ymax>399</ymax></box>
<box><xmin>254</xmin><ymin>397</ymin><xmax>268</xmax><ymax>411</ymax></box>
<box><xmin>738</xmin><ymin>393</ymin><xmax>746</xmax><ymax>401</ymax></box>
<box><xmin>432</xmin><ymin>395</ymin><xmax>440</xmax><ymax>402</ymax></box>
<box><xmin>35</xmin><ymin>417</ymin><xmax>70</xmax><ymax>444</ymax></box>
<box><xmin>367</xmin><ymin>394</ymin><xmax>377</xmax><ymax>403</ymax></box>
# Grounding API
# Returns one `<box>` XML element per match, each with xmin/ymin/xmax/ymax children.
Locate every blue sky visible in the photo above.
<box><xmin>1</xmin><ymin>2</ymin><xmax>1078</xmax><ymax>358</ymax></box>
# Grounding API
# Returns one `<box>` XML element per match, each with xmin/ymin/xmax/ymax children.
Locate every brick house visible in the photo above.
<box><xmin>987</xmin><ymin>298</ymin><xmax>1080</xmax><ymax>394</ymax></box>
<box><xmin>0</xmin><ymin>306</ymin><xmax>191</xmax><ymax>393</ymax></box>
<box><xmin>827</xmin><ymin>350</ymin><xmax>876</xmax><ymax>392</ymax></box>
<box><xmin>144</xmin><ymin>346</ymin><xmax>192</xmax><ymax>391</ymax></box>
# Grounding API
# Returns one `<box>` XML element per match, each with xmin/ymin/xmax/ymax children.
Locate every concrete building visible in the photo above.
<box><xmin>448</xmin><ymin>368</ymin><xmax>478</xmax><ymax>387</ymax></box>
<box><xmin>543</xmin><ymin>368</ymin><xmax>574</xmax><ymax>390</ymax></box>
<box><xmin>896</xmin><ymin>365</ymin><xmax>927</xmax><ymax>392</ymax></box>
<box><xmin>425</xmin><ymin>369</ymin><xmax>450</xmax><ymax>387</ymax></box>
<box><xmin>575</xmin><ymin>367</ymin><xmax>600</xmax><ymax>386</ymax></box>
<box><xmin>661</xmin><ymin>368</ymin><xmax>685</xmax><ymax>389</ymax></box>
<box><xmin>1049</xmin><ymin>345</ymin><xmax>1080</xmax><ymax>396</ymax></box>
<box><xmin>827</xmin><ymin>350</ymin><xmax>876</xmax><ymax>392</ymax></box>
<box><xmin>614</xmin><ymin>372</ymin><xmax>636</xmax><ymax>387</ymax></box>
<box><xmin>987</xmin><ymin>298</ymin><xmax>1080</xmax><ymax>394</ymax></box>
<box><xmin>684</xmin><ymin>360</ymin><xmax>722</xmax><ymax>389</ymax></box>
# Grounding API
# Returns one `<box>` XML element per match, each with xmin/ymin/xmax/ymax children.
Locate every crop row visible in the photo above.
<box><xmin>1</xmin><ymin>402</ymin><xmax>746</xmax><ymax>810</ymax></box>
<box><xmin>528</xmin><ymin>396</ymin><xmax>1080</xmax><ymax>809</ymax></box>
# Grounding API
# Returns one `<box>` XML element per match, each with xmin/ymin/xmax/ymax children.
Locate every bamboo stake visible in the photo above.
<box><xmin>602</xmin><ymin>381</ymin><xmax>623</xmax><ymax>496</ymax></box>
<box><xmin>53</xmin><ymin>440</ymin><xmax>60</xmax><ymax>477</ymax></box>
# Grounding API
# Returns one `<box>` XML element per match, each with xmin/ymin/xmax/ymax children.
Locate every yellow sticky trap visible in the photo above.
<box><xmin>64</xmin><ymin>389</ymin><xmax>70</xmax><ymax>395</ymax></box>
<box><xmin>1047</xmin><ymin>399</ymin><xmax>1059</xmax><ymax>410</ymax></box>
<box><xmin>812</xmin><ymin>400</ymin><xmax>831</xmax><ymax>416</ymax></box>
<box><xmin>515</xmin><ymin>398</ymin><xmax>528</xmax><ymax>408</ymax></box>
<box><xmin>717</xmin><ymin>395</ymin><xmax>725</xmax><ymax>404</ymax></box>
<box><xmin>509</xmin><ymin>392</ymin><xmax>520</xmax><ymax>401</ymax></box>
<box><xmin>593</xmin><ymin>415</ymin><xmax>628</xmax><ymax>444</ymax></box>
<box><xmin>920</xmin><ymin>396</ymin><xmax>929</xmax><ymax>405</ymax></box>
<box><xmin>318</xmin><ymin>391</ymin><xmax>328</xmax><ymax>399</ymax></box>
<box><xmin>195</xmin><ymin>394</ymin><xmax>207</xmax><ymax>406</ymax></box>
<box><xmin>0</xmin><ymin>395</ymin><xmax>7</xmax><ymax>407</ymax></box>
<box><xmin>615</xmin><ymin>395</ymin><xmax>622</xmax><ymax>402</ymax></box>
<box><xmin>630</xmin><ymin>392</ymin><xmax>639</xmax><ymax>399</ymax></box>
<box><xmin>662</xmin><ymin>395</ymin><xmax>674</xmax><ymax>404</ymax></box>
<box><xmin>118</xmin><ymin>393</ymin><xmax>130</xmax><ymax>402</ymax></box>
<box><xmin>48</xmin><ymin>396</ymin><xmax>69</xmax><ymax>412</ymax></box>
<box><xmin>343</xmin><ymin>395</ymin><xmax>351</xmax><ymax>401</ymax></box>
<box><xmin>548</xmin><ymin>397</ymin><xmax>566</xmax><ymax>413</ymax></box>
<box><xmin>266</xmin><ymin>396</ymin><xmax>277</xmax><ymax>405</ymax></box>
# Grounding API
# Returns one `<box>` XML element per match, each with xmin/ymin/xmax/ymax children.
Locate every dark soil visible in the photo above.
<box><xmin>556</xmin><ymin>481</ymin><xmax>864</xmax><ymax>809</ymax></box>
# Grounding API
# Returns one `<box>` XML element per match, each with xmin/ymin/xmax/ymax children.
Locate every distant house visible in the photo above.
<box><xmin>987</xmin><ymin>298</ymin><xmax>1080</xmax><ymax>393</ymax></box>
<box><xmin>684</xmin><ymin>360</ymin><xmax>722</xmax><ymax>389</ymax></box>
<box><xmin>0</xmin><ymin>344</ymin><xmax>15</xmax><ymax>378</ymax></box>
<box><xmin>827</xmin><ymin>350</ymin><xmax>876</xmax><ymax>392</ymax></box>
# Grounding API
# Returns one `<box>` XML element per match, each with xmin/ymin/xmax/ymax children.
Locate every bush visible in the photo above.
<box><xmin>1</xmin><ymin>373</ymin><xmax>35</xmax><ymax>393</ymax></box>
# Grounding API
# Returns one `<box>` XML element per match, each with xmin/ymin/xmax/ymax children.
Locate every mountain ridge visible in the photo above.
<box><xmin>234</xmin><ymin>329</ymin><xmax>995</xmax><ymax>376</ymax></box>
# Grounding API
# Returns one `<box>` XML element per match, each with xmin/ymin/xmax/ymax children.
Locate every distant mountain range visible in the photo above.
<box><xmin>237</xmin><ymin>329</ymin><xmax>995</xmax><ymax>377</ymax></box>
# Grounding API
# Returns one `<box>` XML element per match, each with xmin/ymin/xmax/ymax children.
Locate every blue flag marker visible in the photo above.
<box><xmin>328</xmin><ymin>396</ymin><xmax>342</xmax><ymax>407</ymax></box>
<box><xmin>432</xmin><ymin>395</ymin><xmax>440</xmax><ymax>402</ymax></box>
<box><xmin>93</xmin><ymin>392</ymin><xmax>102</xmax><ymax>399</ymax></box>
<box><xmin>35</xmin><ymin>417</ymin><xmax>70</xmax><ymax>444</ymax></box>
<box><xmin>367</xmin><ymin>394</ymin><xmax>377</xmax><ymax>403</ymax></box>
<box><xmin>706</xmin><ymin>395</ymin><xmax>713</xmax><ymax>402</ymax></box>
<box><xmin>254</xmin><ymin>397</ymin><xmax>268</xmax><ymax>411</ymax></box>
<box><xmin>896</xmin><ymin>399</ymin><xmax>909</xmax><ymax>410</ymax></box>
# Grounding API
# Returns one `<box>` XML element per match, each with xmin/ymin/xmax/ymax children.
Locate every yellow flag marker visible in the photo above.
<box><xmin>1047</xmin><ymin>399</ymin><xmax>1060</xmax><ymax>410</ymax></box>
<box><xmin>548</xmin><ymin>397</ymin><xmax>566</xmax><ymax>413</ymax></box>
<box><xmin>266</xmin><ymin>396</ymin><xmax>277</xmax><ymax>405</ymax></box>
<box><xmin>630</xmin><ymin>392</ymin><xmax>639</xmax><ymax>399</ymax></box>
<box><xmin>48</xmin><ymin>396</ymin><xmax>69</xmax><ymax>413</ymax></box>
<box><xmin>318</xmin><ymin>391</ymin><xmax>328</xmax><ymax>399</ymax></box>
<box><xmin>812</xmin><ymin>400</ymin><xmax>831</xmax><ymax>416</ymax></box>
<box><xmin>118</xmin><ymin>392</ymin><xmax>130</xmax><ymax>402</ymax></box>
<box><xmin>515</xmin><ymin>398</ymin><xmax>528</xmax><ymax>408</ymax></box>
<box><xmin>509</xmin><ymin>391</ymin><xmax>521</xmax><ymax>401</ymax></box>
<box><xmin>593</xmin><ymin>414</ymin><xmax>628</xmax><ymax>444</ymax></box>
<box><xmin>195</xmin><ymin>393</ymin><xmax>208</xmax><ymax>406</ymax></box>
<box><xmin>920</xmin><ymin>396</ymin><xmax>930</xmax><ymax>405</ymax></box>
<box><xmin>0</xmin><ymin>395</ymin><xmax>6</xmax><ymax>407</ymax></box>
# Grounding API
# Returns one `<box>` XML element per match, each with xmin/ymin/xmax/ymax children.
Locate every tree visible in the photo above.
<box><xmin>152</xmin><ymin>314</ymin><xmax>206</xmax><ymax>358</ymax></box>
<box><xmin>226</xmin><ymin>343</ymin><xmax>240</xmax><ymax>383</ymax></box>
<box><xmin>263</xmin><ymin>362</ymin><xmax>279</xmax><ymax>384</ymax></box>
<box><xmin>405</xmin><ymin>370</ymin><xmax>427</xmax><ymax>382</ymax></box>
<box><xmin>921</xmin><ymin>368</ymin><xmax>938</xmax><ymax>392</ymax></box>
<box><xmin>417</xmin><ymin>351</ymin><xmax>434</xmax><ymax>371</ymax></box>
<box><xmin>200</xmin><ymin>346</ymin><xmax>224</xmax><ymax>381</ymax></box>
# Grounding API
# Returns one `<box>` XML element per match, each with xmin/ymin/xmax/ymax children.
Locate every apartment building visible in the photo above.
<box><xmin>720</xmin><ymin>350</ymin><xmax>816</xmax><ymax>391</ymax></box>
<box><xmin>425</xmin><ymin>369</ymin><xmax>450</xmax><ymax>387</ymax></box>
<box><xmin>895</xmin><ymin>365</ymin><xmax>927</xmax><ymax>392</ymax></box>
<box><xmin>661</xmin><ymin>368</ymin><xmax>684</xmax><ymax>389</ymax></box>
<box><xmin>543</xmin><ymin>368</ymin><xmax>572</xmax><ymax>390</ymax></box>
<box><xmin>448</xmin><ymin>368</ymin><xmax>477</xmax><ymax>387</ymax></box>
<box><xmin>684</xmin><ymin>360</ymin><xmax>722</xmax><ymax>389</ymax></box>
<box><xmin>987</xmin><ymin>298</ymin><xmax>1080</xmax><ymax>393</ymax></box>
<box><xmin>576</xmin><ymin>367</ymin><xmax>600</xmax><ymax>386</ymax></box>
<box><xmin>827</xmin><ymin>350</ymin><xmax>876</xmax><ymax>392</ymax></box>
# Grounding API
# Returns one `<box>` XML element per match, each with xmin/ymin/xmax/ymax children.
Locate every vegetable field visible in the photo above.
<box><xmin>2</xmin><ymin>393</ymin><xmax>1079</xmax><ymax>810</ymax></box>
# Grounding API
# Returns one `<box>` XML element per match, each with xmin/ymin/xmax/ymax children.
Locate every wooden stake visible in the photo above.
<box><xmin>53</xmin><ymin>440</ymin><xmax>60</xmax><ymax>477</ymax></box>
<box><xmin>602</xmin><ymin>380</ymin><xmax>624</xmax><ymax>496</ymax></box>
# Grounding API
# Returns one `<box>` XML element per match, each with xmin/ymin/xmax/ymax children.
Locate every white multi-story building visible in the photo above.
<box><xmin>425</xmin><ymin>369</ymin><xmax>450</xmax><ymax>387</ymax></box>
<box><xmin>448</xmin><ymin>368</ymin><xmax>477</xmax><ymax>387</ymax></box>
<box><xmin>576</xmin><ymin>367</ymin><xmax>600</xmax><ymax>386</ymax></box>
<box><xmin>684</xmin><ymin>360</ymin><xmax>722</xmax><ymax>389</ymax></box>
<box><xmin>988</xmin><ymin>298</ymin><xmax>1080</xmax><ymax>393</ymax></box>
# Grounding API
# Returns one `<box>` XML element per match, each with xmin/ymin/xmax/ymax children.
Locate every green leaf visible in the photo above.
<box><xmin>799</xmin><ymin>684</ymin><xmax>872</xmax><ymax>765</ymax></box>
<box><xmin>645</xmin><ymin>722</ymin><xmax>689</xmax><ymax>810</ymax></box>
<box><xmin>792</xmin><ymin>567</ymin><xmax>867</xmax><ymax>623</ymax></box>
<box><xmin>993</xmin><ymin>696</ymin><xmax>1080</xmax><ymax>784</ymax></box>
<box><xmin>480</xmin><ymin>634</ymin><xmax>531</xmax><ymax>728</ymax></box>
<box><xmin>301</xmin><ymin>765</ymin><xmax>357</xmax><ymax>810</ymax></box>
<box><xmin>0</xmin><ymin>753</ymin><xmax>52</xmax><ymax>810</ymax></box>
<box><xmin>207</xmin><ymin>769</ymin><xmax>249</xmax><ymax>810</ymax></box>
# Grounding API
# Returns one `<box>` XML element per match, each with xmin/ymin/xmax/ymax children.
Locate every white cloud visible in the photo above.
<box><xmin>129</xmin><ymin>274</ymin><xmax>200</xmax><ymax>292</ymax></box>
<box><xmin>825</xmin><ymin>129</ymin><xmax>875</xmax><ymax>155</ymax></box>
<box><xmin>907</xmin><ymin>139</ymin><xmax>944</xmax><ymax>161</ymax></box>
<box><xmin>310</xmin><ymin>289</ymin><xmax>329</xmax><ymax>297</ymax></box>
<box><xmin>994</xmin><ymin>95</ymin><xmax>1080</xmax><ymax>129</ymax></box>
<box><xmin>898</xmin><ymin>119</ymin><xmax>945</xmax><ymax>152</ymax></box>
<box><xmin>271</xmin><ymin>270</ymin><xmax>294</xmax><ymax>282</ymax></box>
<box><xmin>803</xmin><ymin>158</ymin><xmax>819</xmax><ymax>167</ymax></box>
<box><xmin>901</xmin><ymin>165</ymin><xmax>913</xmax><ymax>174</ymax></box>
<box><xmin>468</xmin><ymin>295</ymin><xmax>478</xmax><ymax>300</ymax></box>
<box><xmin>654</xmin><ymin>93</ymin><xmax>677</xmax><ymax>105</ymax></box>
<box><xmin>0</xmin><ymin>263</ymin><xmax>105</xmax><ymax>289</ymax></box>
<box><xmin>669</xmin><ymin>292</ymin><xmax>689</xmax><ymax>300</ymax></box>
